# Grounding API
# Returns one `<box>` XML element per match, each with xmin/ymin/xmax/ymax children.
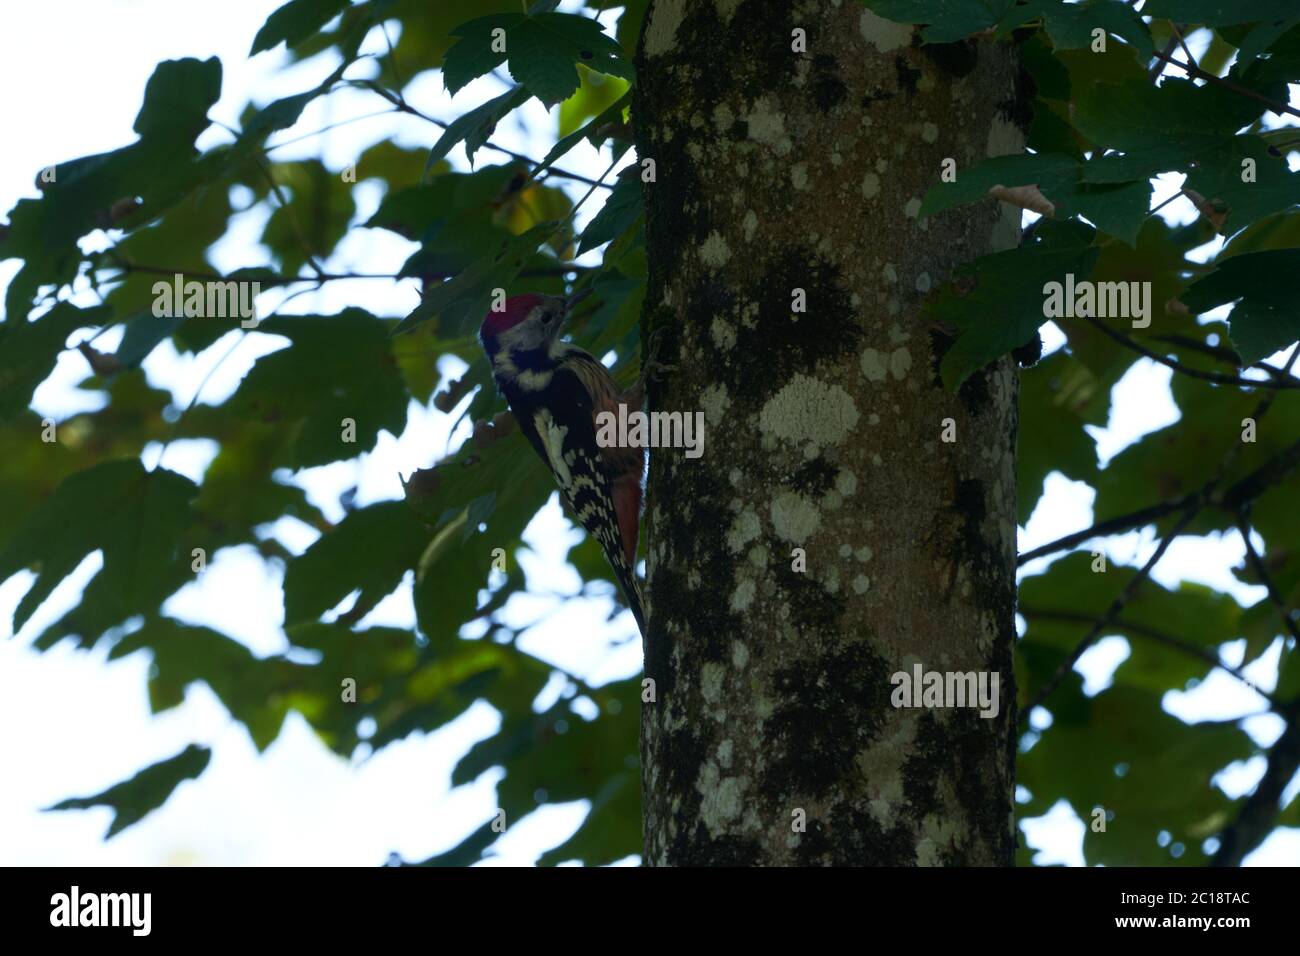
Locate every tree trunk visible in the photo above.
<box><xmin>634</xmin><ymin>0</ymin><xmax>1023</xmax><ymax>866</ymax></box>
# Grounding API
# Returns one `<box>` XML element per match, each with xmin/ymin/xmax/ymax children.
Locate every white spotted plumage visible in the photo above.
<box><xmin>480</xmin><ymin>292</ymin><xmax>647</xmax><ymax>636</ymax></box>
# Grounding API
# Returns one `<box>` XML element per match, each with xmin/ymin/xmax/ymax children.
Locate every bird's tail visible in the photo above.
<box><xmin>592</xmin><ymin>528</ymin><xmax>642</xmax><ymax>639</ymax></box>
<box><xmin>568</xmin><ymin>476</ymin><xmax>646</xmax><ymax>637</ymax></box>
<box><xmin>607</xmin><ymin>544</ymin><xmax>646</xmax><ymax>637</ymax></box>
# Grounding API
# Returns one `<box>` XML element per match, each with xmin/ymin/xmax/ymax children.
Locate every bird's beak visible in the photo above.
<box><xmin>565</xmin><ymin>286</ymin><xmax>593</xmax><ymax>313</ymax></box>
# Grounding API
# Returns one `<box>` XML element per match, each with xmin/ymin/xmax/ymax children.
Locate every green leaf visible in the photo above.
<box><xmin>242</xmin><ymin>90</ymin><xmax>316</xmax><ymax>140</ymax></box>
<box><xmin>578</xmin><ymin>176</ymin><xmax>642</xmax><ymax>254</ymax></box>
<box><xmin>859</xmin><ymin>0</ymin><xmax>1017</xmax><ymax>44</ymax></box>
<box><xmin>1019</xmin><ymin>683</ymin><xmax>1251</xmax><ymax>865</ymax></box>
<box><xmin>1091</xmin><ymin>370</ymin><xmax>1300</xmax><ymax>533</ymax></box>
<box><xmin>355</xmin><ymin>141</ymin><xmax>443</xmax><ymax>187</ymax></box>
<box><xmin>1017</xmin><ymin>352</ymin><xmax>1099</xmax><ymax>524</ymax></box>
<box><xmin>1004</xmin><ymin>0</ymin><xmax>1152</xmax><ymax>61</ymax></box>
<box><xmin>1222</xmin><ymin>211</ymin><xmax>1300</xmax><ymax>260</ymax></box>
<box><xmin>559</xmin><ymin>67</ymin><xmax>630</xmax><ymax>138</ymax></box>
<box><xmin>133</xmin><ymin>57</ymin><xmax>222</xmax><ymax>145</ymax></box>
<box><xmin>1020</xmin><ymin>553</ymin><xmax>1243</xmax><ymax>694</ymax></box>
<box><xmin>110</xmin><ymin>619</ymin><xmax>301</xmax><ymax>750</ymax></box>
<box><xmin>259</xmin><ymin>160</ymin><xmax>357</xmax><ymax>274</ymax></box>
<box><xmin>452</xmin><ymin>679</ymin><xmax>640</xmax><ymax>860</ymax></box>
<box><xmin>537</xmin><ymin>769</ymin><xmax>639</xmax><ymax>866</ymax></box>
<box><xmin>921</xmin><ymin>153</ymin><xmax>1079</xmax><ymax>219</ymax></box>
<box><xmin>368</xmin><ymin>165</ymin><xmax>521</xmax><ymax>240</ymax></box>
<box><xmin>1023</xmin><ymin>32</ymin><xmax>1071</xmax><ymax>100</ymax></box>
<box><xmin>543</xmin><ymin>88</ymin><xmax>631</xmax><ymax>178</ymax></box>
<box><xmin>392</xmin><ymin>221</ymin><xmax>560</xmax><ymax>337</ymax></box>
<box><xmin>0</xmin><ymin>460</ymin><xmax>197</xmax><ymax>633</ymax></box>
<box><xmin>919</xmin><ymin>151</ymin><xmax>1149</xmax><ymax>245</ymax></box>
<box><xmin>1055</xmin><ymin>216</ymin><xmax>1209</xmax><ymax>398</ymax></box>
<box><xmin>0</xmin><ymin>60</ymin><xmax>225</xmax><ymax>320</ymax></box>
<box><xmin>407</xmin><ymin>434</ymin><xmax>554</xmax><ymax>643</ymax></box>
<box><xmin>1076</xmin><ymin>79</ymin><xmax>1266</xmax><ymax>183</ymax></box>
<box><xmin>1226</xmin><ymin>19</ymin><xmax>1300</xmax><ymax>69</ymax></box>
<box><xmin>1069</xmin><ymin>178</ymin><xmax>1152</xmax><ymax>246</ymax></box>
<box><xmin>229</xmin><ymin>310</ymin><xmax>408</xmax><ymax>467</ymax></box>
<box><xmin>1281</xmin><ymin>790</ymin><xmax>1300</xmax><ymax>828</ymax></box>
<box><xmin>929</xmin><ymin>219</ymin><xmax>1099</xmax><ymax>390</ymax></box>
<box><xmin>46</xmin><ymin>744</ymin><xmax>211</xmax><ymax>838</ymax></box>
<box><xmin>251</xmin><ymin>0</ymin><xmax>350</xmax><ymax>55</ymax></box>
<box><xmin>424</xmin><ymin>87</ymin><xmax>530</xmax><ymax>175</ymax></box>
<box><xmin>0</xmin><ymin>304</ymin><xmax>108</xmax><ymax>419</ymax></box>
<box><xmin>441</xmin><ymin>14</ymin><xmax>515</xmax><ymax>95</ymax></box>
<box><xmin>113</xmin><ymin>311</ymin><xmax>186</xmax><ymax>369</ymax></box>
<box><xmin>1142</xmin><ymin>1</ymin><xmax>1299</xmax><ymax>26</ymax></box>
<box><xmin>1181</xmin><ymin>249</ymin><xmax>1300</xmax><ymax>364</ymax></box>
<box><xmin>442</xmin><ymin>13</ymin><xmax>634</xmax><ymax>105</ymax></box>
<box><xmin>283</xmin><ymin>501</ymin><xmax>430</xmax><ymax>626</ymax></box>
<box><xmin>462</xmin><ymin>492</ymin><xmax>498</xmax><ymax>543</ymax></box>
<box><xmin>406</xmin><ymin>820</ymin><xmax>501</xmax><ymax>866</ymax></box>
<box><xmin>237</xmin><ymin>58</ymin><xmax>352</xmax><ymax>148</ymax></box>
<box><xmin>1182</xmin><ymin>136</ymin><xmax>1299</xmax><ymax>236</ymax></box>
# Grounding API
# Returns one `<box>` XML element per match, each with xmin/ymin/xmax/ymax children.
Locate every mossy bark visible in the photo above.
<box><xmin>634</xmin><ymin>0</ymin><xmax>1022</xmax><ymax>866</ymax></box>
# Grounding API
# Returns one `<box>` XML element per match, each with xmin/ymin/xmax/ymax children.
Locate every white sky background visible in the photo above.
<box><xmin>0</xmin><ymin>1</ymin><xmax>1296</xmax><ymax>866</ymax></box>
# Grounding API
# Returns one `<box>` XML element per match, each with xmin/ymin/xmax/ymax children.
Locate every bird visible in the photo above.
<box><xmin>478</xmin><ymin>289</ymin><xmax>659</xmax><ymax>636</ymax></box>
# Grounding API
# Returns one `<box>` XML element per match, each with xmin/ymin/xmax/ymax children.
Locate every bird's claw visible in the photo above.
<box><xmin>641</xmin><ymin>328</ymin><xmax>676</xmax><ymax>382</ymax></box>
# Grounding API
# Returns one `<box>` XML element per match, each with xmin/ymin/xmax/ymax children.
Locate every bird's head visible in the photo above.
<box><xmin>478</xmin><ymin>289</ymin><xmax>591</xmax><ymax>357</ymax></box>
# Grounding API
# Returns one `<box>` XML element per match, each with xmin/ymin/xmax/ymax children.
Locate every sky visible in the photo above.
<box><xmin>0</xmin><ymin>0</ymin><xmax>1296</xmax><ymax>866</ymax></box>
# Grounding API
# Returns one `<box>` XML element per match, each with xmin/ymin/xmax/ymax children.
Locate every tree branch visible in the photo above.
<box><xmin>1151</xmin><ymin>49</ymin><xmax>1300</xmax><ymax>122</ymax></box>
<box><xmin>1148</xmin><ymin>22</ymin><xmax>1189</xmax><ymax>82</ymax></box>
<box><xmin>365</xmin><ymin>84</ymin><xmax>613</xmax><ymax>188</ymax></box>
<box><xmin>1079</xmin><ymin>314</ymin><xmax>1300</xmax><ymax>390</ymax></box>
<box><xmin>1211</xmin><ymin>710</ymin><xmax>1300</xmax><ymax>866</ymax></box>
<box><xmin>1205</xmin><ymin>495</ymin><xmax>1300</xmax><ymax>866</ymax></box>
<box><xmin>1017</xmin><ymin>496</ymin><xmax>1196</xmax><ymax>566</ymax></box>
<box><xmin>1021</xmin><ymin>507</ymin><xmax>1201</xmax><ymax>721</ymax></box>
<box><xmin>1167</xmin><ymin>22</ymin><xmax>1199</xmax><ymax>74</ymax></box>
<box><xmin>108</xmin><ymin>261</ymin><xmax>590</xmax><ymax>286</ymax></box>
<box><xmin>1235</xmin><ymin>514</ymin><xmax>1300</xmax><ymax>645</ymax></box>
<box><xmin>1221</xmin><ymin>437</ymin><xmax>1300</xmax><ymax>511</ymax></box>
<box><xmin>1019</xmin><ymin>606</ymin><xmax>1281</xmax><ymax>710</ymax></box>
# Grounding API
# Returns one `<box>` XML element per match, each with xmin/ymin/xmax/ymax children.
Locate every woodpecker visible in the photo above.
<box><xmin>478</xmin><ymin>290</ymin><xmax>652</xmax><ymax>635</ymax></box>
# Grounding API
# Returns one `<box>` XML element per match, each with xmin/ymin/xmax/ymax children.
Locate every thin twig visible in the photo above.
<box><xmin>1151</xmin><ymin>49</ymin><xmax>1300</xmax><ymax>121</ymax></box>
<box><xmin>1019</xmin><ymin>606</ymin><xmax>1281</xmax><ymax>709</ymax></box>
<box><xmin>380</xmin><ymin>21</ymin><xmax>405</xmax><ymax>90</ymax></box>
<box><xmin>1146</xmin><ymin>187</ymin><xmax>1188</xmax><ymax>220</ymax></box>
<box><xmin>1209</xmin><ymin>510</ymin><xmax>1300</xmax><ymax>866</ymax></box>
<box><xmin>1211</xmin><ymin>714</ymin><xmax>1300</xmax><ymax>866</ymax></box>
<box><xmin>250</xmin><ymin>151</ymin><xmax>327</xmax><ymax>279</ymax></box>
<box><xmin>1235</xmin><ymin>515</ymin><xmax>1300</xmax><ymax>645</ymax></box>
<box><xmin>1022</xmin><ymin>507</ymin><xmax>1201</xmax><ymax>720</ymax></box>
<box><xmin>1149</xmin><ymin>334</ymin><xmax>1300</xmax><ymax>384</ymax></box>
<box><xmin>265</xmin><ymin>110</ymin><xmax>397</xmax><ymax>152</ymax></box>
<box><xmin>1221</xmin><ymin>437</ymin><xmax>1300</xmax><ymax>510</ymax></box>
<box><xmin>365</xmin><ymin>83</ymin><xmax>612</xmax><ymax>188</ymax></box>
<box><xmin>1018</xmin><ymin>495</ymin><xmax>1198</xmax><ymax>566</ymax></box>
<box><xmin>1022</xmin><ymin>346</ymin><xmax>1300</xmax><ymax>719</ymax></box>
<box><xmin>154</xmin><ymin>283</ymin><xmax>320</xmax><ymax>469</ymax></box>
<box><xmin>107</xmin><ymin>262</ymin><xmax>590</xmax><ymax>286</ymax></box>
<box><xmin>1148</xmin><ymin>22</ymin><xmax>1189</xmax><ymax>82</ymax></box>
<box><xmin>1079</xmin><ymin>314</ymin><xmax>1300</xmax><ymax>390</ymax></box>
<box><xmin>1151</xmin><ymin>334</ymin><xmax>1243</xmax><ymax>366</ymax></box>
<box><xmin>1168</xmin><ymin>22</ymin><xmax>1199</xmax><ymax>73</ymax></box>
